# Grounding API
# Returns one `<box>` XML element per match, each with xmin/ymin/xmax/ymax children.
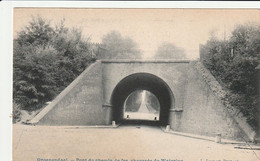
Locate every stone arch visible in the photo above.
<box><xmin>110</xmin><ymin>72</ymin><xmax>175</xmax><ymax>125</ymax></box>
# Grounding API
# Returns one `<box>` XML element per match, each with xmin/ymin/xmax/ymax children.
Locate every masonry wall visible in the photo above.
<box><xmin>102</xmin><ymin>61</ymin><xmax>189</xmax><ymax>109</ymax></box>
<box><xmin>171</xmin><ymin>61</ymin><xmax>250</xmax><ymax>141</ymax></box>
<box><xmin>36</xmin><ymin>61</ymin><xmax>108</xmax><ymax>125</ymax></box>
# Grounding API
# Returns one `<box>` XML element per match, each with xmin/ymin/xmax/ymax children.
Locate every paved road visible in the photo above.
<box><xmin>13</xmin><ymin>124</ymin><xmax>260</xmax><ymax>161</ymax></box>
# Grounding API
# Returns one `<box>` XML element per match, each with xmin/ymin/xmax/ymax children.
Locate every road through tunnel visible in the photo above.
<box><xmin>111</xmin><ymin>73</ymin><xmax>174</xmax><ymax>126</ymax></box>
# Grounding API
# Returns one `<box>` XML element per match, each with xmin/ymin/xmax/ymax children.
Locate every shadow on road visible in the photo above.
<box><xmin>118</xmin><ymin>119</ymin><xmax>163</xmax><ymax>129</ymax></box>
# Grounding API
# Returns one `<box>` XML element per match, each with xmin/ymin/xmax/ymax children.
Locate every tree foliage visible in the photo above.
<box><xmin>155</xmin><ymin>42</ymin><xmax>186</xmax><ymax>59</ymax></box>
<box><xmin>13</xmin><ymin>16</ymin><xmax>95</xmax><ymax>111</ymax></box>
<box><xmin>200</xmin><ymin>24</ymin><xmax>260</xmax><ymax>129</ymax></box>
<box><xmin>97</xmin><ymin>31</ymin><xmax>142</xmax><ymax>59</ymax></box>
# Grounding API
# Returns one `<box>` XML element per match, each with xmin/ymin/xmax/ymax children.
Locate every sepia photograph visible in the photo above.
<box><xmin>8</xmin><ymin>6</ymin><xmax>260</xmax><ymax>161</ymax></box>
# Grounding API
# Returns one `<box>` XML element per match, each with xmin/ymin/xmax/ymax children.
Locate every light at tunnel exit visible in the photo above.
<box><xmin>123</xmin><ymin>90</ymin><xmax>160</xmax><ymax>121</ymax></box>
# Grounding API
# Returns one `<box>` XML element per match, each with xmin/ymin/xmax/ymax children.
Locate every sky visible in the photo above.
<box><xmin>13</xmin><ymin>8</ymin><xmax>260</xmax><ymax>59</ymax></box>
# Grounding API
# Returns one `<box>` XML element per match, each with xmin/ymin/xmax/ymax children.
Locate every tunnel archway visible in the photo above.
<box><xmin>111</xmin><ymin>73</ymin><xmax>174</xmax><ymax>125</ymax></box>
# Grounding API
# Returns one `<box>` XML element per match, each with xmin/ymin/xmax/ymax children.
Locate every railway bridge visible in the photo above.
<box><xmin>29</xmin><ymin>59</ymin><xmax>256</xmax><ymax>141</ymax></box>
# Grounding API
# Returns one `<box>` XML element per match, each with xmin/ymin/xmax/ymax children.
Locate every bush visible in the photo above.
<box><xmin>13</xmin><ymin>102</ymin><xmax>21</xmax><ymax>123</ymax></box>
<box><xmin>200</xmin><ymin>24</ymin><xmax>260</xmax><ymax>129</ymax></box>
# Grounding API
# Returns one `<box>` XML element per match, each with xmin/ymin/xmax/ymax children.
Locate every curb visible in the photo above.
<box><xmin>160</xmin><ymin>126</ymin><xmax>246</xmax><ymax>145</ymax></box>
<box><xmin>24</xmin><ymin>124</ymin><xmax>121</xmax><ymax>129</ymax></box>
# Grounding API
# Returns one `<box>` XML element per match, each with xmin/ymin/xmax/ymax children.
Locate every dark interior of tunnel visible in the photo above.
<box><xmin>111</xmin><ymin>73</ymin><xmax>174</xmax><ymax>126</ymax></box>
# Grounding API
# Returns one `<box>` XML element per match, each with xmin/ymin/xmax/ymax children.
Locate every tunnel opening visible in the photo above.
<box><xmin>123</xmin><ymin>90</ymin><xmax>160</xmax><ymax>121</ymax></box>
<box><xmin>111</xmin><ymin>73</ymin><xmax>174</xmax><ymax>126</ymax></box>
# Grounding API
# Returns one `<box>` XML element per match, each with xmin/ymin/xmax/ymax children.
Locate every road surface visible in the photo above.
<box><xmin>13</xmin><ymin>124</ymin><xmax>260</xmax><ymax>161</ymax></box>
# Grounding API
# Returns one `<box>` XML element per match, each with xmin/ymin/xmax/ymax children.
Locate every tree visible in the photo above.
<box><xmin>13</xmin><ymin>16</ymin><xmax>95</xmax><ymax>111</ymax></box>
<box><xmin>97</xmin><ymin>31</ymin><xmax>142</xmax><ymax>59</ymax></box>
<box><xmin>200</xmin><ymin>24</ymin><xmax>260</xmax><ymax>129</ymax></box>
<box><xmin>16</xmin><ymin>16</ymin><xmax>54</xmax><ymax>47</ymax></box>
<box><xmin>154</xmin><ymin>42</ymin><xmax>186</xmax><ymax>59</ymax></box>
